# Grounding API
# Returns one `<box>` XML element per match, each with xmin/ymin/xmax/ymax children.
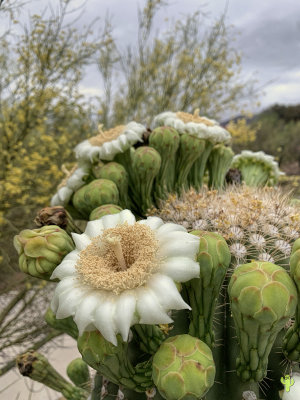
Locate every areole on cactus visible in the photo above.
<box><xmin>13</xmin><ymin>109</ymin><xmax>300</xmax><ymax>400</ymax></box>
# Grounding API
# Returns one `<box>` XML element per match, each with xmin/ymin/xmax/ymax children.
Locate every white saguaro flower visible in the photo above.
<box><xmin>153</xmin><ymin>111</ymin><xmax>231</xmax><ymax>144</ymax></box>
<box><xmin>50</xmin><ymin>210</ymin><xmax>200</xmax><ymax>345</ymax></box>
<box><xmin>74</xmin><ymin>122</ymin><xmax>145</xmax><ymax>162</ymax></box>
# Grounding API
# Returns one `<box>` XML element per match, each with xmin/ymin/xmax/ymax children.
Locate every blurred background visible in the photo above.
<box><xmin>0</xmin><ymin>0</ymin><xmax>299</xmax><ymax>398</ymax></box>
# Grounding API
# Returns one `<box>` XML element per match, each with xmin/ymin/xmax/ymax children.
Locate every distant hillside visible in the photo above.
<box><xmin>225</xmin><ymin>104</ymin><xmax>300</xmax><ymax>172</ymax></box>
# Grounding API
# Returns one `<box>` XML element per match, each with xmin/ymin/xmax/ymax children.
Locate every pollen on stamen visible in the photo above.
<box><xmin>76</xmin><ymin>223</ymin><xmax>160</xmax><ymax>294</ymax></box>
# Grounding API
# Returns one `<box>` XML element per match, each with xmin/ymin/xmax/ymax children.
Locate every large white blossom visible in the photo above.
<box><xmin>153</xmin><ymin>111</ymin><xmax>231</xmax><ymax>144</ymax></box>
<box><xmin>50</xmin><ymin>210</ymin><xmax>200</xmax><ymax>346</ymax></box>
<box><xmin>74</xmin><ymin>122</ymin><xmax>145</xmax><ymax>162</ymax></box>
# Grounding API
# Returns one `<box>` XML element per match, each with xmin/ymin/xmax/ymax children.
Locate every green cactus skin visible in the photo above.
<box><xmin>131</xmin><ymin>324</ymin><xmax>166</xmax><ymax>355</ymax></box>
<box><xmin>228</xmin><ymin>261</ymin><xmax>297</xmax><ymax>383</ymax></box>
<box><xmin>188</xmin><ymin>140</ymin><xmax>214</xmax><ymax>190</ymax></box>
<box><xmin>13</xmin><ymin>225</ymin><xmax>74</xmax><ymax>280</ymax></box>
<box><xmin>77</xmin><ymin>330</ymin><xmax>154</xmax><ymax>393</ymax></box>
<box><xmin>17</xmin><ymin>351</ymin><xmax>89</xmax><ymax>400</ymax></box>
<box><xmin>72</xmin><ymin>179</ymin><xmax>119</xmax><ymax>218</ymax></box>
<box><xmin>185</xmin><ymin>231</ymin><xmax>231</xmax><ymax>348</ymax></box>
<box><xmin>148</xmin><ymin>126</ymin><xmax>180</xmax><ymax>201</ymax></box>
<box><xmin>131</xmin><ymin>146</ymin><xmax>161</xmax><ymax>215</ymax></box>
<box><xmin>175</xmin><ymin>134</ymin><xmax>206</xmax><ymax>195</ymax></box>
<box><xmin>89</xmin><ymin>204</ymin><xmax>122</xmax><ymax>221</ymax></box>
<box><xmin>231</xmin><ymin>160</ymin><xmax>271</xmax><ymax>187</ymax></box>
<box><xmin>67</xmin><ymin>358</ymin><xmax>90</xmax><ymax>389</ymax></box>
<box><xmin>207</xmin><ymin>144</ymin><xmax>234</xmax><ymax>189</ymax></box>
<box><xmin>96</xmin><ymin>162</ymin><xmax>130</xmax><ymax>209</ymax></box>
<box><xmin>283</xmin><ymin>238</ymin><xmax>300</xmax><ymax>361</ymax></box>
<box><xmin>152</xmin><ymin>334</ymin><xmax>216</xmax><ymax>400</ymax></box>
<box><xmin>45</xmin><ymin>308</ymin><xmax>79</xmax><ymax>339</ymax></box>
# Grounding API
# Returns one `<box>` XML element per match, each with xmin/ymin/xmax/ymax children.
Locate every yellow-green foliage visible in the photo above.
<box><xmin>0</xmin><ymin>2</ymin><xmax>101</xmax><ymax>273</ymax></box>
<box><xmin>226</xmin><ymin>117</ymin><xmax>259</xmax><ymax>146</ymax></box>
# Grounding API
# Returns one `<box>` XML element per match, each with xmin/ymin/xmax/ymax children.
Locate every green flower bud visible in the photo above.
<box><xmin>17</xmin><ymin>351</ymin><xmax>88</xmax><ymax>400</ymax></box>
<box><xmin>186</xmin><ymin>231</ymin><xmax>231</xmax><ymax>347</ymax></box>
<box><xmin>96</xmin><ymin>162</ymin><xmax>130</xmax><ymax>208</ymax></box>
<box><xmin>149</xmin><ymin>126</ymin><xmax>180</xmax><ymax>198</ymax></box>
<box><xmin>207</xmin><ymin>144</ymin><xmax>234</xmax><ymax>189</ymax></box>
<box><xmin>283</xmin><ymin>238</ymin><xmax>300</xmax><ymax>361</ymax></box>
<box><xmin>89</xmin><ymin>204</ymin><xmax>123</xmax><ymax>221</ymax></box>
<box><xmin>44</xmin><ymin>308</ymin><xmax>79</xmax><ymax>339</ymax></box>
<box><xmin>72</xmin><ymin>179</ymin><xmax>119</xmax><ymax>218</ymax></box>
<box><xmin>13</xmin><ymin>226</ymin><xmax>74</xmax><ymax>280</ymax></box>
<box><xmin>152</xmin><ymin>334</ymin><xmax>216</xmax><ymax>400</ymax></box>
<box><xmin>228</xmin><ymin>261</ymin><xmax>297</xmax><ymax>382</ymax></box>
<box><xmin>131</xmin><ymin>146</ymin><xmax>161</xmax><ymax>215</ymax></box>
<box><xmin>66</xmin><ymin>358</ymin><xmax>90</xmax><ymax>389</ymax></box>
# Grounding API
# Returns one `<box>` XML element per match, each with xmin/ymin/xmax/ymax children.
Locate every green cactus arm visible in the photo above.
<box><xmin>187</xmin><ymin>140</ymin><xmax>213</xmax><ymax>190</ymax></box>
<box><xmin>207</xmin><ymin>144</ymin><xmax>234</xmax><ymax>190</ymax></box>
<box><xmin>17</xmin><ymin>351</ymin><xmax>89</xmax><ymax>400</ymax></box>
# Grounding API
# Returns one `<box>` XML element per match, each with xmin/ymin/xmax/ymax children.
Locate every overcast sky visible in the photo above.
<box><xmin>3</xmin><ymin>0</ymin><xmax>300</xmax><ymax>117</ymax></box>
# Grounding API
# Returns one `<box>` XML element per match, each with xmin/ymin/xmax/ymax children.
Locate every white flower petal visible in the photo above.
<box><xmin>118</xmin><ymin>210</ymin><xmax>136</xmax><ymax>225</ymax></box>
<box><xmin>160</xmin><ymin>257</ymin><xmax>200</xmax><ymax>282</ymax></box>
<box><xmin>51</xmin><ymin>260</ymin><xmax>76</xmax><ymax>280</ymax></box>
<box><xmin>71</xmin><ymin>233</ymin><xmax>91</xmax><ymax>250</ymax></box>
<box><xmin>115</xmin><ymin>291</ymin><xmax>137</xmax><ymax>341</ymax></box>
<box><xmin>101</xmin><ymin>213</ymin><xmax>124</xmax><ymax>229</ymax></box>
<box><xmin>50</xmin><ymin>276</ymin><xmax>77</xmax><ymax>312</ymax></box>
<box><xmin>73</xmin><ymin>292</ymin><xmax>101</xmax><ymax>336</ymax></box>
<box><xmin>62</xmin><ymin>250</ymin><xmax>80</xmax><ymax>262</ymax></box>
<box><xmin>84</xmin><ymin>219</ymin><xmax>104</xmax><ymax>238</ymax></box>
<box><xmin>56</xmin><ymin>286</ymin><xmax>88</xmax><ymax>319</ymax></box>
<box><xmin>136</xmin><ymin>288</ymin><xmax>173</xmax><ymax>324</ymax></box>
<box><xmin>147</xmin><ymin>273</ymin><xmax>191</xmax><ymax>310</ymax></box>
<box><xmin>138</xmin><ymin>216</ymin><xmax>164</xmax><ymax>230</ymax></box>
<box><xmin>94</xmin><ymin>297</ymin><xmax>118</xmax><ymax>346</ymax></box>
<box><xmin>156</xmin><ymin>223</ymin><xmax>187</xmax><ymax>239</ymax></box>
<box><xmin>158</xmin><ymin>232</ymin><xmax>199</xmax><ymax>258</ymax></box>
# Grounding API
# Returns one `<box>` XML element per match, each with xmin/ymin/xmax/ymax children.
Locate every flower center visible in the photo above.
<box><xmin>75</xmin><ymin>223</ymin><xmax>160</xmax><ymax>294</ymax></box>
<box><xmin>89</xmin><ymin>125</ymin><xmax>125</xmax><ymax>146</ymax></box>
<box><xmin>176</xmin><ymin>111</ymin><xmax>215</xmax><ymax>126</ymax></box>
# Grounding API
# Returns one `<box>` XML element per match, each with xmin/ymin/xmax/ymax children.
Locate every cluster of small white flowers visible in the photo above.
<box><xmin>152</xmin><ymin>111</ymin><xmax>231</xmax><ymax>144</ymax></box>
<box><xmin>232</xmin><ymin>150</ymin><xmax>284</xmax><ymax>181</ymax></box>
<box><xmin>51</xmin><ymin>162</ymin><xmax>90</xmax><ymax>207</ymax></box>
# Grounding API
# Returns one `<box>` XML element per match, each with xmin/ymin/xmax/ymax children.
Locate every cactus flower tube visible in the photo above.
<box><xmin>228</xmin><ymin>261</ymin><xmax>297</xmax><ymax>382</ymax></box>
<box><xmin>152</xmin><ymin>334</ymin><xmax>216</xmax><ymax>400</ymax></box>
<box><xmin>130</xmin><ymin>147</ymin><xmax>161</xmax><ymax>215</ymax></box>
<box><xmin>207</xmin><ymin>144</ymin><xmax>234</xmax><ymax>189</ymax></box>
<box><xmin>153</xmin><ymin>110</ymin><xmax>231</xmax><ymax>191</ymax></box>
<box><xmin>148</xmin><ymin>126</ymin><xmax>180</xmax><ymax>199</ymax></box>
<box><xmin>231</xmin><ymin>150</ymin><xmax>284</xmax><ymax>187</ymax></box>
<box><xmin>50</xmin><ymin>210</ymin><xmax>200</xmax><ymax>346</ymax></box>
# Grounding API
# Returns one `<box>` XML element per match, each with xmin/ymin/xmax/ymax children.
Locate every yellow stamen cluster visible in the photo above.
<box><xmin>76</xmin><ymin>223</ymin><xmax>159</xmax><ymax>294</ymax></box>
<box><xmin>89</xmin><ymin>125</ymin><xmax>125</xmax><ymax>146</ymax></box>
<box><xmin>176</xmin><ymin>111</ymin><xmax>215</xmax><ymax>126</ymax></box>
